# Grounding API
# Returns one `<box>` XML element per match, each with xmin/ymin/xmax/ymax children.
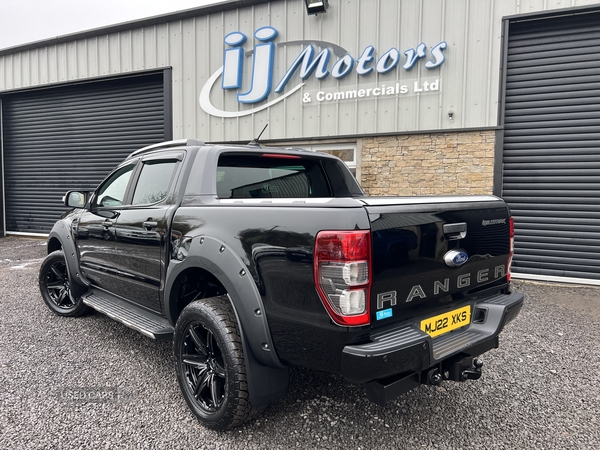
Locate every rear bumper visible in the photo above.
<box><xmin>341</xmin><ymin>291</ymin><xmax>524</xmax><ymax>384</ymax></box>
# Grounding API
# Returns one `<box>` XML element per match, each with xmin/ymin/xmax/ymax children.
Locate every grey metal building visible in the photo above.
<box><xmin>1</xmin><ymin>0</ymin><xmax>600</xmax><ymax>286</ymax></box>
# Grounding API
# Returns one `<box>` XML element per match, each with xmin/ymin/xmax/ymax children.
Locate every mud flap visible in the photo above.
<box><xmin>240</xmin><ymin>330</ymin><xmax>290</xmax><ymax>407</ymax></box>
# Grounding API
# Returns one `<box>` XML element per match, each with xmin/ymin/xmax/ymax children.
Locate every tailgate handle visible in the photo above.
<box><xmin>443</xmin><ymin>222</ymin><xmax>467</xmax><ymax>240</ymax></box>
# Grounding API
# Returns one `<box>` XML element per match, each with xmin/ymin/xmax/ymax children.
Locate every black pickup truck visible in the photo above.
<box><xmin>39</xmin><ymin>139</ymin><xmax>523</xmax><ymax>430</ymax></box>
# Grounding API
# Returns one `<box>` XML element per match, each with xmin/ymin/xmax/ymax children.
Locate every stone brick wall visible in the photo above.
<box><xmin>360</xmin><ymin>130</ymin><xmax>496</xmax><ymax>196</ymax></box>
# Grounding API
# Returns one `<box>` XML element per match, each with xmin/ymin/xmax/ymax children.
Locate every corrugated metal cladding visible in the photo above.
<box><xmin>502</xmin><ymin>11</ymin><xmax>600</xmax><ymax>281</ymax></box>
<box><xmin>0</xmin><ymin>0</ymin><xmax>507</xmax><ymax>141</ymax></box>
<box><xmin>2</xmin><ymin>0</ymin><xmax>599</xmax><ymax>142</ymax></box>
<box><xmin>2</xmin><ymin>73</ymin><xmax>167</xmax><ymax>233</ymax></box>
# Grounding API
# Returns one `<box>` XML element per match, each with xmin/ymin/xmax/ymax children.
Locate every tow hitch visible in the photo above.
<box><xmin>365</xmin><ymin>355</ymin><xmax>486</xmax><ymax>405</ymax></box>
<box><xmin>443</xmin><ymin>354</ymin><xmax>484</xmax><ymax>382</ymax></box>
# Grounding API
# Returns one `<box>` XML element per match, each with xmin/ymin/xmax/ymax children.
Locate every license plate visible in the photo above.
<box><xmin>420</xmin><ymin>305</ymin><xmax>471</xmax><ymax>338</ymax></box>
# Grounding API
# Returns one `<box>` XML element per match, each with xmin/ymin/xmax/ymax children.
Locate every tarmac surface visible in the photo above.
<box><xmin>0</xmin><ymin>236</ymin><xmax>599</xmax><ymax>449</ymax></box>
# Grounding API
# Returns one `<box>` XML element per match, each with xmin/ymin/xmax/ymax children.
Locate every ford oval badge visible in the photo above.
<box><xmin>444</xmin><ymin>249</ymin><xmax>469</xmax><ymax>267</ymax></box>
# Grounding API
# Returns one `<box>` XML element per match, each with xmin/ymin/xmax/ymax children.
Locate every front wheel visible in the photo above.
<box><xmin>39</xmin><ymin>250</ymin><xmax>89</xmax><ymax>317</ymax></box>
<box><xmin>174</xmin><ymin>296</ymin><xmax>254</xmax><ymax>430</ymax></box>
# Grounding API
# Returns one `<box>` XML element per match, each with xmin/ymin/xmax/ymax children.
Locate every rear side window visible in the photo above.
<box><xmin>217</xmin><ymin>154</ymin><xmax>331</xmax><ymax>199</ymax></box>
<box><xmin>132</xmin><ymin>161</ymin><xmax>177</xmax><ymax>205</ymax></box>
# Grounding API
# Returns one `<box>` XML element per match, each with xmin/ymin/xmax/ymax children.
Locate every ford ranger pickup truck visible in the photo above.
<box><xmin>39</xmin><ymin>138</ymin><xmax>523</xmax><ymax>430</ymax></box>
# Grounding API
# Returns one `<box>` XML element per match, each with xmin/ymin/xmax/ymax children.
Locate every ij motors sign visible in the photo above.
<box><xmin>199</xmin><ymin>26</ymin><xmax>447</xmax><ymax>118</ymax></box>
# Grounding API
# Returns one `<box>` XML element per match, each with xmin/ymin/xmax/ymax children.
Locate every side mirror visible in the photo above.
<box><xmin>63</xmin><ymin>190</ymin><xmax>90</xmax><ymax>208</ymax></box>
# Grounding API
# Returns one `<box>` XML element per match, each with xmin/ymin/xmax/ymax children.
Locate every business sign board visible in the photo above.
<box><xmin>200</xmin><ymin>26</ymin><xmax>446</xmax><ymax>119</ymax></box>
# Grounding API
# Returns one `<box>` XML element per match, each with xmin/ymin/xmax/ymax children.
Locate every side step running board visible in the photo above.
<box><xmin>83</xmin><ymin>292</ymin><xmax>174</xmax><ymax>340</ymax></box>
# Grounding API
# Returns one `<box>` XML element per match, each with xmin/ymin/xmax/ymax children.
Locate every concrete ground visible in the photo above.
<box><xmin>0</xmin><ymin>236</ymin><xmax>598</xmax><ymax>449</ymax></box>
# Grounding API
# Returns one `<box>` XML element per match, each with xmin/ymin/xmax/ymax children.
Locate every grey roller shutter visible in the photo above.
<box><xmin>2</xmin><ymin>72</ymin><xmax>168</xmax><ymax>234</ymax></box>
<box><xmin>502</xmin><ymin>11</ymin><xmax>600</xmax><ymax>281</ymax></box>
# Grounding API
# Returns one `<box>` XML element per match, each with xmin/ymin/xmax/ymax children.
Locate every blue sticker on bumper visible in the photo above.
<box><xmin>376</xmin><ymin>308</ymin><xmax>393</xmax><ymax>320</ymax></box>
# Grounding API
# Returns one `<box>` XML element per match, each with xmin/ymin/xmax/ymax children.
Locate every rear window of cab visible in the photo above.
<box><xmin>216</xmin><ymin>154</ymin><xmax>330</xmax><ymax>198</ymax></box>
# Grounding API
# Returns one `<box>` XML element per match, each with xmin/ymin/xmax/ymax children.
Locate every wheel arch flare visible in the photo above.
<box><xmin>165</xmin><ymin>234</ymin><xmax>290</xmax><ymax>406</ymax></box>
<box><xmin>47</xmin><ymin>219</ymin><xmax>88</xmax><ymax>291</ymax></box>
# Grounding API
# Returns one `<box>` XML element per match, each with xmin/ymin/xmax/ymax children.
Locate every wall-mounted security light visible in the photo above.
<box><xmin>305</xmin><ymin>0</ymin><xmax>328</xmax><ymax>15</ymax></box>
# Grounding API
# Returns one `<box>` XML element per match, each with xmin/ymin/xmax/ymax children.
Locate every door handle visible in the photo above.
<box><xmin>443</xmin><ymin>222</ymin><xmax>467</xmax><ymax>240</ymax></box>
<box><xmin>143</xmin><ymin>221</ymin><xmax>158</xmax><ymax>230</ymax></box>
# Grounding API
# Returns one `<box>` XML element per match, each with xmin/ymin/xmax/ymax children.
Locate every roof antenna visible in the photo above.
<box><xmin>248</xmin><ymin>123</ymin><xmax>268</xmax><ymax>146</ymax></box>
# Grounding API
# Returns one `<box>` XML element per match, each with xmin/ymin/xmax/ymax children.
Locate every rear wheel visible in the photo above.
<box><xmin>174</xmin><ymin>296</ymin><xmax>253</xmax><ymax>430</ymax></box>
<box><xmin>39</xmin><ymin>250</ymin><xmax>89</xmax><ymax>317</ymax></box>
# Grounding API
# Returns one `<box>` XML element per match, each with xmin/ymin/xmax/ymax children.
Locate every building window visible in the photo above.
<box><xmin>301</xmin><ymin>143</ymin><xmax>357</xmax><ymax>176</ymax></box>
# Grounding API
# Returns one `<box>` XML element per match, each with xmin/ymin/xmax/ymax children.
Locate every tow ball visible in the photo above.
<box><xmin>443</xmin><ymin>355</ymin><xmax>484</xmax><ymax>382</ymax></box>
<box><xmin>460</xmin><ymin>358</ymin><xmax>483</xmax><ymax>381</ymax></box>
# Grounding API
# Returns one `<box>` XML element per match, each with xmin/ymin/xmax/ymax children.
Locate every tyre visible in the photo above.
<box><xmin>39</xmin><ymin>250</ymin><xmax>90</xmax><ymax>317</ymax></box>
<box><xmin>174</xmin><ymin>296</ymin><xmax>253</xmax><ymax>430</ymax></box>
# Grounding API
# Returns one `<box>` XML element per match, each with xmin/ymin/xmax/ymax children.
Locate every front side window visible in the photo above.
<box><xmin>132</xmin><ymin>161</ymin><xmax>177</xmax><ymax>205</ymax></box>
<box><xmin>94</xmin><ymin>165</ymin><xmax>135</xmax><ymax>208</ymax></box>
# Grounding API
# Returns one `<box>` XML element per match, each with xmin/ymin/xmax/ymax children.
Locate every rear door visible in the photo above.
<box><xmin>113</xmin><ymin>152</ymin><xmax>182</xmax><ymax>312</ymax></box>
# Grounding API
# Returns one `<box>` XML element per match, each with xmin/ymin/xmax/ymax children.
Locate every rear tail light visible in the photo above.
<box><xmin>314</xmin><ymin>230</ymin><xmax>371</xmax><ymax>326</ymax></box>
<box><xmin>507</xmin><ymin>216</ymin><xmax>515</xmax><ymax>282</ymax></box>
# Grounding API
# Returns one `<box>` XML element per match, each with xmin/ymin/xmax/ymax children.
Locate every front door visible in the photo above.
<box><xmin>75</xmin><ymin>163</ymin><xmax>136</xmax><ymax>295</ymax></box>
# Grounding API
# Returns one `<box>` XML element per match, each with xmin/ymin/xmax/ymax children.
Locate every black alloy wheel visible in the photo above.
<box><xmin>39</xmin><ymin>250</ymin><xmax>90</xmax><ymax>317</ymax></box>
<box><xmin>182</xmin><ymin>322</ymin><xmax>227</xmax><ymax>412</ymax></box>
<box><xmin>174</xmin><ymin>296</ymin><xmax>254</xmax><ymax>430</ymax></box>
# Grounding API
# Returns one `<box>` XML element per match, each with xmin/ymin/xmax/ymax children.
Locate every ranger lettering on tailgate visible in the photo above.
<box><xmin>377</xmin><ymin>264</ymin><xmax>506</xmax><ymax>307</ymax></box>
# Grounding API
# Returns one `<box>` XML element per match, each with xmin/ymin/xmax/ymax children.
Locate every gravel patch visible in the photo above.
<box><xmin>0</xmin><ymin>236</ymin><xmax>598</xmax><ymax>449</ymax></box>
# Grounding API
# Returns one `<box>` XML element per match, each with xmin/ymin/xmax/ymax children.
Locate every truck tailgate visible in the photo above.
<box><xmin>362</xmin><ymin>196</ymin><xmax>511</xmax><ymax>329</ymax></box>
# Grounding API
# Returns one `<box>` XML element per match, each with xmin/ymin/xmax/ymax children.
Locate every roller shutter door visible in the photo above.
<box><xmin>2</xmin><ymin>72</ymin><xmax>168</xmax><ymax>234</ymax></box>
<box><xmin>502</xmin><ymin>11</ymin><xmax>600</xmax><ymax>282</ymax></box>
